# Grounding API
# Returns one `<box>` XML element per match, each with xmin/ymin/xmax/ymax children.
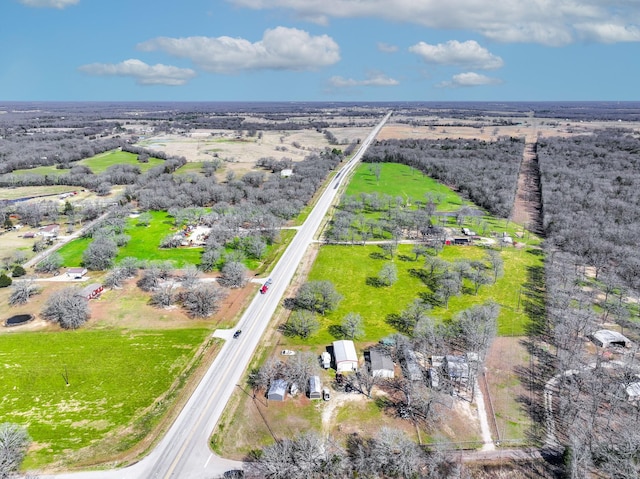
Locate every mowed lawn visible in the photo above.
<box><xmin>345</xmin><ymin>163</ymin><xmax>468</xmax><ymax>212</ymax></box>
<box><xmin>0</xmin><ymin>328</ymin><xmax>209</xmax><ymax>468</ymax></box>
<box><xmin>284</xmin><ymin>242</ymin><xmax>541</xmax><ymax>347</ymax></box>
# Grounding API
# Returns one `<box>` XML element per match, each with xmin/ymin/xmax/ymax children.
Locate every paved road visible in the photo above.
<box><xmin>37</xmin><ymin>112</ymin><xmax>391</xmax><ymax>479</ymax></box>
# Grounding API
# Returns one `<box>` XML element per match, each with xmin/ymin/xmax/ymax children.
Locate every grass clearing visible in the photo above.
<box><xmin>282</xmin><ymin>241</ymin><xmax>541</xmax><ymax>348</ymax></box>
<box><xmin>0</xmin><ymin>328</ymin><xmax>210</xmax><ymax>468</ymax></box>
<box><xmin>345</xmin><ymin>163</ymin><xmax>467</xmax><ymax>212</ymax></box>
<box><xmin>0</xmin><ymin>186</ymin><xmax>78</xmax><ymax>201</ymax></box>
<box><xmin>77</xmin><ymin>150</ymin><xmax>164</xmax><ymax>174</ymax></box>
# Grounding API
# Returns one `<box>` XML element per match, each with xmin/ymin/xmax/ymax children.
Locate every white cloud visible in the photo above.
<box><xmin>227</xmin><ymin>0</ymin><xmax>640</xmax><ymax>46</ymax></box>
<box><xmin>19</xmin><ymin>0</ymin><xmax>78</xmax><ymax>7</ymax></box>
<box><xmin>137</xmin><ymin>27</ymin><xmax>340</xmax><ymax>73</ymax></box>
<box><xmin>78</xmin><ymin>59</ymin><xmax>196</xmax><ymax>86</ymax></box>
<box><xmin>377</xmin><ymin>42</ymin><xmax>399</xmax><ymax>53</ymax></box>
<box><xmin>437</xmin><ymin>72</ymin><xmax>502</xmax><ymax>88</ymax></box>
<box><xmin>328</xmin><ymin>72</ymin><xmax>399</xmax><ymax>88</ymax></box>
<box><xmin>409</xmin><ymin>40</ymin><xmax>503</xmax><ymax>69</ymax></box>
<box><xmin>575</xmin><ymin>22</ymin><xmax>640</xmax><ymax>43</ymax></box>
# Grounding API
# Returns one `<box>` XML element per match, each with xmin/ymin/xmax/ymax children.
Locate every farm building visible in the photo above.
<box><xmin>78</xmin><ymin>283</ymin><xmax>103</xmax><ymax>300</ymax></box>
<box><xmin>590</xmin><ymin>329</ymin><xmax>631</xmax><ymax>348</ymax></box>
<box><xmin>368</xmin><ymin>350</ymin><xmax>395</xmax><ymax>379</ymax></box>
<box><xmin>333</xmin><ymin>340</ymin><xmax>358</xmax><ymax>372</ymax></box>
<box><xmin>309</xmin><ymin>375</ymin><xmax>322</xmax><ymax>399</ymax></box>
<box><xmin>444</xmin><ymin>355</ymin><xmax>470</xmax><ymax>383</ymax></box>
<box><xmin>66</xmin><ymin>267</ymin><xmax>87</xmax><ymax>279</ymax></box>
<box><xmin>267</xmin><ymin>379</ymin><xmax>287</xmax><ymax>401</ymax></box>
<box><xmin>38</xmin><ymin>224</ymin><xmax>60</xmax><ymax>238</ymax></box>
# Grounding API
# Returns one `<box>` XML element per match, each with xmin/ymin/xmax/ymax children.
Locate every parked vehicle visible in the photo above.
<box><xmin>322</xmin><ymin>388</ymin><xmax>331</xmax><ymax>401</ymax></box>
<box><xmin>281</xmin><ymin>350</ymin><xmax>296</xmax><ymax>356</ymax></box>
<box><xmin>321</xmin><ymin>351</ymin><xmax>331</xmax><ymax>369</ymax></box>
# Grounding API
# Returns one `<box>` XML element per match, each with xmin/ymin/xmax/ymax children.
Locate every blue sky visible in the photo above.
<box><xmin>2</xmin><ymin>0</ymin><xmax>640</xmax><ymax>101</ymax></box>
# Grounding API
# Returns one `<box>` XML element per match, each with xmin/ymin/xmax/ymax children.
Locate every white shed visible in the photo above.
<box><xmin>267</xmin><ymin>379</ymin><xmax>287</xmax><ymax>401</ymax></box>
<box><xmin>590</xmin><ymin>329</ymin><xmax>631</xmax><ymax>348</ymax></box>
<box><xmin>333</xmin><ymin>340</ymin><xmax>358</xmax><ymax>373</ymax></box>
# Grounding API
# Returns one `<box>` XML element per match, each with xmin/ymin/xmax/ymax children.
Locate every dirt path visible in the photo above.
<box><xmin>510</xmin><ymin>121</ymin><xmax>544</xmax><ymax>235</ymax></box>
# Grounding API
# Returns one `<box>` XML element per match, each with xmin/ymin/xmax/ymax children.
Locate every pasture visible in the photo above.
<box><xmin>0</xmin><ymin>328</ymin><xmax>210</xmax><ymax>468</ymax></box>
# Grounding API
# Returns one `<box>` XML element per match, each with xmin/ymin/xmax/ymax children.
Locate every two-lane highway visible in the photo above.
<box><xmin>40</xmin><ymin>111</ymin><xmax>390</xmax><ymax>479</ymax></box>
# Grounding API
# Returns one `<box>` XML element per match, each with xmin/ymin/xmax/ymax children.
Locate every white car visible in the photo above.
<box><xmin>281</xmin><ymin>350</ymin><xmax>296</xmax><ymax>356</ymax></box>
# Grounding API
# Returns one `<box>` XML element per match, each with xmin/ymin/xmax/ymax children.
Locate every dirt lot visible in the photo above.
<box><xmin>483</xmin><ymin>337</ymin><xmax>533</xmax><ymax>444</ymax></box>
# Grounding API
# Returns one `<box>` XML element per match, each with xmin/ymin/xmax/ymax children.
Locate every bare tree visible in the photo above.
<box><xmin>377</xmin><ymin>262</ymin><xmax>398</xmax><ymax>287</ymax></box>
<box><xmin>181</xmin><ymin>283</ymin><xmax>225</xmax><ymax>318</ymax></box>
<box><xmin>82</xmin><ymin>237</ymin><xmax>117</xmax><ymax>271</ymax></box>
<box><xmin>284</xmin><ymin>310</ymin><xmax>320</xmax><ymax>339</ymax></box>
<box><xmin>42</xmin><ymin>287</ymin><xmax>90</xmax><ymax>329</ymax></box>
<box><xmin>150</xmin><ymin>284</ymin><xmax>176</xmax><ymax>308</ymax></box>
<box><xmin>341</xmin><ymin>312</ymin><xmax>364</xmax><ymax>340</ymax></box>
<box><xmin>34</xmin><ymin>253</ymin><xmax>62</xmax><ymax>274</ymax></box>
<box><xmin>218</xmin><ymin>261</ymin><xmax>247</xmax><ymax>288</ymax></box>
<box><xmin>137</xmin><ymin>267</ymin><xmax>161</xmax><ymax>292</ymax></box>
<box><xmin>8</xmin><ymin>278</ymin><xmax>40</xmax><ymax>305</ymax></box>
<box><xmin>0</xmin><ymin>422</ymin><xmax>31</xmax><ymax>479</ymax></box>
<box><xmin>294</xmin><ymin>280</ymin><xmax>342</xmax><ymax>315</ymax></box>
<box><xmin>180</xmin><ymin>265</ymin><xmax>200</xmax><ymax>289</ymax></box>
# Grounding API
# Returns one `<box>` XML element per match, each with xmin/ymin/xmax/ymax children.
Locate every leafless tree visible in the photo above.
<box><xmin>8</xmin><ymin>278</ymin><xmax>40</xmax><ymax>305</ymax></box>
<box><xmin>283</xmin><ymin>310</ymin><xmax>320</xmax><ymax>339</ymax></box>
<box><xmin>181</xmin><ymin>283</ymin><xmax>225</xmax><ymax>318</ymax></box>
<box><xmin>180</xmin><ymin>265</ymin><xmax>200</xmax><ymax>289</ymax></box>
<box><xmin>0</xmin><ymin>422</ymin><xmax>31</xmax><ymax>479</ymax></box>
<box><xmin>377</xmin><ymin>262</ymin><xmax>398</xmax><ymax>287</ymax></box>
<box><xmin>42</xmin><ymin>287</ymin><xmax>90</xmax><ymax>329</ymax></box>
<box><xmin>341</xmin><ymin>312</ymin><xmax>364</xmax><ymax>340</ymax></box>
<box><xmin>150</xmin><ymin>284</ymin><xmax>176</xmax><ymax>308</ymax></box>
<box><xmin>218</xmin><ymin>261</ymin><xmax>247</xmax><ymax>288</ymax></box>
<box><xmin>34</xmin><ymin>253</ymin><xmax>62</xmax><ymax>274</ymax></box>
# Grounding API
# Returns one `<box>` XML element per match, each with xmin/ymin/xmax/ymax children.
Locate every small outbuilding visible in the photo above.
<box><xmin>590</xmin><ymin>329</ymin><xmax>631</xmax><ymax>349</ymax></box>
<box><xmin>66</xmin><ymin>267</ymin><xmax>88</xmax><ymax>279</ymax></box>
<box><xmin>79</xmin><ymin>283</ymin><xmax>103</xmax><ymax>300</ymax></box>
<box><xmin>267</xmin><ymin>379</ymin><xmax>287</xmax><ymax>401</ymax></box>
<box><xmin>368</xmin><ymin>350</ymin><xmax>395</xmax><ymax>379</ymax></box>
<box><xmin>333</xmin><ymin>340</ymin><xmax>358</xmax><ymax>373</ymax></box>
<box><xmin>309</xmin><ymin>375</ymin><xmax>322</xmax><ymax>399</ymax></box>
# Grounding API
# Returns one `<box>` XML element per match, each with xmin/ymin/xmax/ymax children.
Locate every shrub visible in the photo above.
<box><xmin>0</xmin><ymin>273</ymin><xmax>12</xmax><ymax>288</ymax></box>
<box><xmin>11</xmin><ymin>265</ymin><xmax>26</xmax><ymax>278</ymax></box>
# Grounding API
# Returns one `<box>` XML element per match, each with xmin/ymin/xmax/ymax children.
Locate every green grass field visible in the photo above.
<box><xmin>345</xmin><ymin>163</ymin><xmax>467</xmax><ymax>212</ymax></box>
<box><xmin>10</xmin><ymin>150</ymin><xmax>164</xmax><ymax>178</ymax></box>
<box><xmin>0</xmin><ymin>328</ymin><xmax>209</xmax><ymax>468</ymax></box>
<box><xmin>283</xmin><ymin>241</ymin><xmax>541</xmax><ymax>348</ymax></box>
<box><xmin>10</xmin><ymin>165</ymin><xmax>67</xmax><ymax>176</ymax></box>
<box><xmin>77</xmin><ymin>150</ymin><xmax>164</xmax><ymax>174</ymax></box>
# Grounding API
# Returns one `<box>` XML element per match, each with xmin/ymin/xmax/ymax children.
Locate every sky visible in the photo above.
<box><xmin>2</xmin><ymin>0</ymin><xmax>640</xmax><ymax>102</ymax></box>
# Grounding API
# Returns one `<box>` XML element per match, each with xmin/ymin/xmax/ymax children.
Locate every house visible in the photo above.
<box><xmin>444</xmin><ymin>355</ymin><xmax>470</xmax><ymax>383</ymax></box>
<box><xmin>280</xmin><ymin>168</ymin><xmax>293</xmax><ymax>178</ymax></box>
<box><xmin>368</xmin><ymin>350</ymin><xmax>395</xmax><ymax>379</ymax></box>
<box><xmin>267</xmin><ymin>379</ymin><xmax>287</xmax><ymax>401</ymax></box>
<box><xmin>38</xmin><ymin>224</ymin><xmax>60</xmax><ymax>238</ymax></box>
<box><xmin>333</xmin><ymin>340</ymin><xmax>358</xmax><ymax>373</ymax></box>
<box><xmin>79</xmin><ymin>283</ymin><xmax>103</xmax><ymax>300</ymax></box>
<box><xmin>590</xmin><ymin>329</ymin><xmax>631</xmax><ymax>349</ymax></box>
<box><xmin>309</xmin><ymin>375</ymin><xmax>322</xmax><ymax>399</ymax></box>
<box><xmin>66</xmin><ymin>267</ymin><xmax>88</xmax><ymax>279</ymax></box>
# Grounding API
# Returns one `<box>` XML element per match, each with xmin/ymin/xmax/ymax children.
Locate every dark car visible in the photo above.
<box><xmin>233</xmin><ymin>329</ymin><xmax>242</xmax><ymax>338</ymax></box>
